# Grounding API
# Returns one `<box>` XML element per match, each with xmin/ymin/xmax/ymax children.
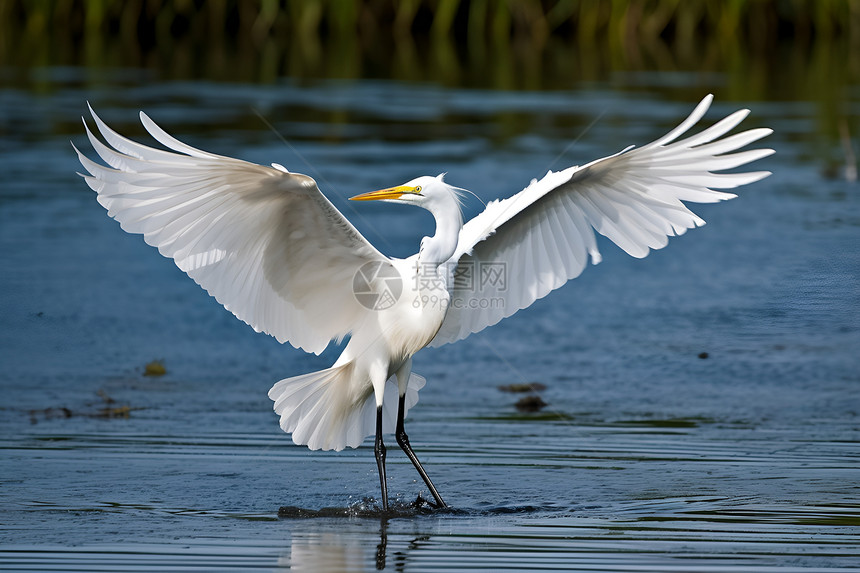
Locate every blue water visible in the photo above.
<box><xmin>1</xmin><ymin>74</ymin><xmax>858</xmax><ymax>571</ymax></box>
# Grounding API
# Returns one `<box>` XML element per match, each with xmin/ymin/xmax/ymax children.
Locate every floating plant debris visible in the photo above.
<box><xmin>498</xmin><ymin>382</ymin><xmax>547</xmax><ymax>393</ymax></box>
<box><xmin>514</xmin><ymin>395</ymin><xmax>548</xmax><ymax>413</ymax></box>
<box><xmin>143</xmin><ymin>360</ymin><xmax>167</xmax><ymax>376</ymax></box>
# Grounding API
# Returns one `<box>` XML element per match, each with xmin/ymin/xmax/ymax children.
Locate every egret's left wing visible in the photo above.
<box><xmin>75</xmin><ymin>107</ymin><xmax>388</xmax><ymax>354</ymax></box>
<box><xmin>430</xmin><ymin>95</ymin><xmax>773</xmax><ymax>347</ymax></box>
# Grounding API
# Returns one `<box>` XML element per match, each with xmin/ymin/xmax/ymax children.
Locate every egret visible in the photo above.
<box><xmin>75</xmin><ymin>95</ymin><xmax>772</xmax><ymax>510</ymax></box>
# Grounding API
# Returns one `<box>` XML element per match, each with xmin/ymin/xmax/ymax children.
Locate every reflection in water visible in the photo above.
<box><xmin>2</xmin><ymin>0</ymin><xmax>858</xmax><ymax>134</ymax></box>
<box><xmin>286</xmin><ymin>530</ymin><xmax>368</xmax><ymax>572</ymax></box>
<box><xmin>284</xmin><ymin>519</ymin><xmax>408</xmax><ymax>572</ymax></box>
<box><xmin>376</xmin><ymin>519</ymin><xmax>387</xmax><ymax>571</ymax></box>
<box><xmin>279</xmin><ymin>497</ymin><xmax>451</xmax><ymax>570</ymax></box>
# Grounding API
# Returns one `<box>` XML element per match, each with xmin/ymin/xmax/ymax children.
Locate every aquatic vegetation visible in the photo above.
<box><xmin>1</xmin><ymin>1</ymin><xmax>856</xmax><ymax>98</ymax></box>
<box><xmin>27</xmin><ymin>390</ymin><xmax>137</xmax><ymax>423</ymax></box>
<box><xmin>1</xmin><ymin>1</ymin><xmax>855</xmax><ymax>158</ymax></box>
<box><xmin>514</xmin><ymin>394</ymin><xmax>549</xmax><ymax>412</ymax></box>
<box><xmin>143</xmin><ymin>360</ymin><xmax>167</xmax><ymax>377</ymax></box>
<box><xmin>498</xmin><ymin>382</ymin><xmax>547</xmax><ymax>393</ymax></box>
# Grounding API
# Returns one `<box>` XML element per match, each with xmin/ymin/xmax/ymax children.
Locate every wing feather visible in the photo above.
<box><xmin>76</xmin><ymin>108</ymin><xmax>387</xmax><ymax>354</ymax></box>
<box><xmin>431</xmin><ymin>95</ymin><xmax>773</xmax><ymax>346</ymax></box>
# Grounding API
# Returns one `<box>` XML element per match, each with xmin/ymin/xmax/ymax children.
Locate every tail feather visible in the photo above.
<box><xmin>268</xmin><ymin>364</ymin><xmax>425</xmax><ymax>452</ymax></box>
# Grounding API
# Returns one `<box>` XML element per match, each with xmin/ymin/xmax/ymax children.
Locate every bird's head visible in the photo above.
<box><xmin>349</xmin><ymin>174</ymin><xmax>462</xmax><ymax>212</ymax></box>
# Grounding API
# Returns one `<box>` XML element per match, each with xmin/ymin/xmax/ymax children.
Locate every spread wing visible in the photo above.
<box><xmin>431</xmin><ymin>95</ymin><xmax>773</xmax><ymax>347</ymax></box>
<box><xmin>75</xmin><ymin>106</ymin><xmax>387</xmax><ymax>354</ymax></box>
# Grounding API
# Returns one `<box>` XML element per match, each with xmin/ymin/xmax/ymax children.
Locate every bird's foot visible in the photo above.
<box><xmin>411</xmin><ymin>493</ymin><xmax>447</xmax><ymax>512</ymax></box>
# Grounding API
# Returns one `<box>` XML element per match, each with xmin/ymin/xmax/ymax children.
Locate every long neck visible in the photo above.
<box><xmin>419</xmin><ymin>201</ymin><xmax>462</xmax><ymax>267</ymax></box>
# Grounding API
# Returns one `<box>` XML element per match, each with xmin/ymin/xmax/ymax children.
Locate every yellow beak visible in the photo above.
<box><xmin>349</xmin><ymin>185</ymin><xmax>420</xmax><ymax>201</ymax></box>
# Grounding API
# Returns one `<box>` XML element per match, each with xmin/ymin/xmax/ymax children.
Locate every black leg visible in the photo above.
<box><xmin>374</xmin><ymin>405</ymin><xmax>388</xmax><ymax>510</ymax></box>
<box><xmin>395</xmin><ymin>394</ymin><xmax>447</xmax><ymax>508</ymax></box>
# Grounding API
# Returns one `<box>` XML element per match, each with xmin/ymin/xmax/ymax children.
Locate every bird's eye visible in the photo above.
<box><xmin>414</xmin><ymin>186</ymin><xmax>422</xmax><ymax>193</ymax></box>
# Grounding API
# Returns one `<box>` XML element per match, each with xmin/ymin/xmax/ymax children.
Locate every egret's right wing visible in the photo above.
<box><xmin>75</xmin><ymin>107</ymin><xmax>387</xmax><ymax>354</ymax></box>
<box><xmin>431</xmin><ymin>95</ymin><xmax>773</xmax><ymax>347</ymax></box>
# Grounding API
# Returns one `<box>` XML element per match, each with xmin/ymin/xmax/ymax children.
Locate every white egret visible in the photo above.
<box><xmin>75</xmin><ymin>95</ymin><xmax>772</xmax><ymax>509</ymax></box>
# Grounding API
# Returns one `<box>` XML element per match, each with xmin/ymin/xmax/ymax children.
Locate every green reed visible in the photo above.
<box><xmin>1</xmin><ymin>0</ymin><xmax>858</xmax><ymax>148</ymax></box>
<box><xmin>2</xmin><ymin>1</ymin><xmax>856</xmax><ymax>88</ymax></box>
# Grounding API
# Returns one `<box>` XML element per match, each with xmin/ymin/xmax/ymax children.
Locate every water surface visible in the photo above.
<box><xmin>1</xmin><ymin>73</ymin><xmax>858</xmax><ymax>571</ymax></box>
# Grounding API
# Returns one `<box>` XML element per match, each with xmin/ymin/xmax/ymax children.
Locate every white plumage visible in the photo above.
<box><xmin>432</xmin><ymin>96</ymin><xmax>772</xmax><ymax>345</ymax></box>
<box><xmin>75</xmin><ymin>95</ymin><xmax>773</xmax><ymax>509</ymax></box>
